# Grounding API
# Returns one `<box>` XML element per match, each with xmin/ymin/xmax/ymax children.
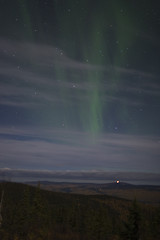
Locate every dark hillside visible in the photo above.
<box><xmin>0</xmin><ymin>182</ymin><xmax>160</xmax><ymax>240</ymax></box>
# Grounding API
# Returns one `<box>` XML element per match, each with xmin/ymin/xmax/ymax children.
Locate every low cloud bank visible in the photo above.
<box><xmin>0</xmin><ymin>168</ymin><xmax>160</xmax><ymax>185</ymax></box>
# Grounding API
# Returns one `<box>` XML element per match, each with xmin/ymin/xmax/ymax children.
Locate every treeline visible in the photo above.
<box><xmin>0</xmin><ymin>182</ymin><xmax>160</xmax><ymax>240</ymax></box>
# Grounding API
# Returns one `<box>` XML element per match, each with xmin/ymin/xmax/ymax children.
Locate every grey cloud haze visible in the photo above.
<box><xmin>0</xmin><ymin>127</ymin><xmax>159</xmax><ymax>173</ymax></box>
<box><xmin>0</xmin><ymin>38</ymin><xmax>159</xmax><ymax>120</ymax></box>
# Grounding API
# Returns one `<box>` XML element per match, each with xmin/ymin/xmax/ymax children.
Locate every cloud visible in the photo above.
<box><xmin>0</xmin><ymin>126</ymin><xmax>159</xmax><ymax>172</ymax></box>
<box><xmin>0</xmin><ymin>38</ymin><xmax>104</xmax><ymax>71</ymax></box>
<box><xmin>0</xmin><ymin>38</ymin><xmax>159</xmax><ymax>110</ymax></box>
<box><xmin>0</xmin><ymin>168</ymin><xmax>160</xmax><ymax>184</ymax></box>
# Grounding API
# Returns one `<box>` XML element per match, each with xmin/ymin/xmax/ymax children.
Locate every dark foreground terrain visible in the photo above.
<box><xmin>0</xmin><ymin>182</ymin><xmax>160</xmax><ymax>240</ymax></box>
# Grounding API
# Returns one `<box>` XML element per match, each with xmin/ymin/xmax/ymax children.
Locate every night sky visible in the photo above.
<box><xmin>0</xmin><ymin>0</ymin><xmax>160</xmax><ymax>176</ymax></box>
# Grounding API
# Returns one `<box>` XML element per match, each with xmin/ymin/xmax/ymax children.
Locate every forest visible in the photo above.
<box><xmin>0</xmin><ymin>182</ymin><xmax>160</xmax><ymax>240</ymax></box>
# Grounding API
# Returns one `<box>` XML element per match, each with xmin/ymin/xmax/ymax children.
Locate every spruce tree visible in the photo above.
<box><xmin>29</xmin><ymin>183</ymin><xmax>50</xmax><ymax>240</ymax></box>
<box><xmin>13</xmin><ymin>185</ymin><xmax>31</xmax><ymax>239</ymax></box>
<box><xmin>122</xmin><ymin>199</ymin><xmax>141</xmax><ymax>240</ymax></box>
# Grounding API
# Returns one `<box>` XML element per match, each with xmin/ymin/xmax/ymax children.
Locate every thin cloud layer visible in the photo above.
<box><xmin>0</xmin><ymin>38</ymin><xmax>159</xmax><ymax>110</ymax></box>
<box><xmin>0</xmin><ymin>126</ymin><xmax>159</xmax><ymax>172</ymax></box>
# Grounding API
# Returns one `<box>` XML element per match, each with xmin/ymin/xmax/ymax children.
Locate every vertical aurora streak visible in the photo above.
<box><xmin>14</xmin><ymin>0</ymin><xmax>157</xmax><ymax>137</ymax></box>
<box><xmin>0</xmin><ymin>0</ymin><xmax>160</xmax><ymax>173</ymax></box>
<box><xmin>18</xmin><ymin>0</ymin><xmax>33</xmax><ymax>41</ymax></box>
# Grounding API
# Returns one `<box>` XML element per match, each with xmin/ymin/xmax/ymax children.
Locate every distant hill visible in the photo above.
<box><xmin>26</xmin><ymin>181</ymin><xmax>160</xmax><ymax>203</ymax></box>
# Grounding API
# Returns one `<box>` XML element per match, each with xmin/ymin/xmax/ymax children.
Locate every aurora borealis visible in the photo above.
<box><xmin>0</xmin><ymin>0</ymin><xmax>160</xmax><ymax>182</ymax></box>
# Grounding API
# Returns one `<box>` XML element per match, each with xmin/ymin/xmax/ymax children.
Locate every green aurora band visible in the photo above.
<box><xmin>17</xmin><ymin>0</ymin><xmax>138</xmax><ymax>138</ymax></box>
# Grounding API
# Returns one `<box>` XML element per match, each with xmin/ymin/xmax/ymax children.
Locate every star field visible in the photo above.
<box><xmin>0</xmin><ymin>0</ymin><xmax>160</xmax><ymax>180</ymax></box>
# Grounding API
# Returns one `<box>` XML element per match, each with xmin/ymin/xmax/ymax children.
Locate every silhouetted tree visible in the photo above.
<box><xmin>28</xmin><ymin>183</ymin><xmax>50</xmax><ymax>240</ymax></box>
<box><xmin>122</xmin><ymin>199</ymin><xmax>141</xmax><ymax>240</ymax></box>
<box><xmin>13</xmin><ymin>185</ymin><xmax>31</xmax><ymax>239</ymax></box>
